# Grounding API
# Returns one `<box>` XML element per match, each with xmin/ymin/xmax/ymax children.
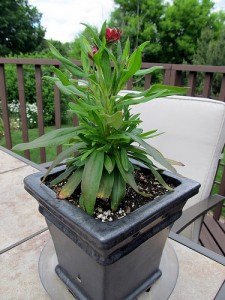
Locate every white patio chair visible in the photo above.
<box><xmin>120</xmin><ymin>92</ymin><xmax>225</xmax><ymax>243</ymax></box>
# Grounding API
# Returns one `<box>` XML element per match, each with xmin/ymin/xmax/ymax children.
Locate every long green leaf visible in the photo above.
<box><xmin>81</xmin><ymin>49</ymin><xmax>90</xmax><ymax>74</ymax></box>
<box><xmin>93</xmin><ymin>39</ymin><xmax>106</xmax><ymax>67</ymax></box>
<box><xmin>104</xmin><ymin>155</ymin><xmax>115</xmax><ymax>174</ymax></box>
<box><xmin>148</xmin><ymin>166</ymin><xmax>173</xmax><ymax>192</ymax></box>
<box><xmin>101</xmin><ymin>50</ymin><xmax>112</xmax><ymax>90</ymax></box>
<box><xmin>127</xmin><ymin>41</ymin><xmax>149</xmax><ymax>69</ymax></box>
<box><xmin>139</xmin><ymin>130</ymin><xmax>165</xmax><ymax>139</ymax></box>
<box><xmin>126</xmin><ymin>132</ymin><xmax>177</xmax><ymax>173</ymax></box>
<box><xmin>118</xmin><ymin>49</ymin><xmax>142</xmax><ymax>89</ymax></box>
<box><xmin>69</xmin><ymin>102</ymin><xmax>88</xmax><ymax>117</ymax></box>
<box><xmin>91</xmin><ymin>111</ymin><xmax>105</xmax><ymax>133</ymax></box>
<box><xmin>99</xmin><ymin>21</ymin><xmax>107</xmax><ymax>41</ymax></box>
<box><xmin>116</xmin><ymin>43</ymin><xmax>147</xmax><ymax>91</ymax></box>
<box><xmin>81</xmin><ymin>23</ymin><xmax>102</xmax><ymax>48</ymax></box>
<box><xmin>81</xmin><ymin>151</ymin><xmax>104</xmax><ymax>215</ymax></box>
<box><xmin>139</xmin><ymin>129</ymin><xmax>158</xmax><ymax>137</ymax></box>
<box><xmin>104</xmin><ymin>111</ymin><xmax>123</xmax><ymax>130</ymax></box>
<box><xmin>148</xmin><ymin>84</ymin><xmax>187</xmax><ymax>94</ymax></box>
<box><xmin>50</xmin><ymin>167</ymin><xmax>75</xmax><ymax>187</ymax></box>
<box><xmin>79</xmin><ymin>194</ymin><xmax>85</xmax><ymax>210</ymax></box>
<box><xmin>42</xmin><ymin>142</ymin><xmax>86</xmax><ymax>182</ymax></box>
<box><xmin>111</xmin><ymin>168</ymin><xmax>126</xmax><ymax>211</ymax></box>
<box><xmin>97</xmin><ymin>144</ymin><xmax>111</xmax><ymax>152</ymax></box>
<box><xmin>76</xmin><ymin>98</ymin><xmax>100</xmax><ymax>112</ymax></box>
<box><xmin>97</xmin><ymin>170</ymin><xmax>114</xmax><ymax>199</ymax></box>
<box><xmin>43</xmin><ymin>76</ymin><xmax>74</xmax><ymax>96</ymax></box>
<box><xmin>115</xmin><ymin>90</ymin><xmax>171</xmax><ymax>107</ymax></box>
<box><xmin>58</xmin><ymin>168</ymin><xmax>83</xmax><ymax>199</ymax></box>
<box><xmin>128</xmin><ymin>152</ymin><xmax>154</xmax><ymax>168</ymax></box>
<box><xmin>117</xmin><ymin>41</ymin><xmax>122</xmax><ymax>60</ymax></box>
<box><xmin>120</xmin><ymin>147</ymin><xmax>131</xmax><ymax>172</ymax></box>
<box><xmin>48</xmin><ymin>43</ymin><xmax>87</xmax><ymax>78</ymax></box>
<box><xmin>128</xmin><ymin>150</ymin><xmax>173</xmax><ymax>192</ymax></box>
<box><xmin>12</xmin><ymin>128</ymin><xmax>80</xmax><ymax>150</ymax></box>
<box><xmin>166</xmin><ymin>158</ymin><xmax>184</xmax><ymax>166</ymax></box>
<box><xmin>80</xmin><ymin>36</ymin><xmax>92</xmax><ymax>73</ymax></box>
<box><xmin>134</xmin><ymin>66</ymin><xmax>163</xmax><ymax>76</ymax></box>
<box><xmin>66</xmin><ymin>85</ymin><xmax>88</xmax><ymax>100</ymax></box>
<box><xmin>114</xmin><ymin>150</ymin><xmax>151</xmax><ymax>197</ymax></box>
<box><xmin>118</xmin><ymin>90</ymin><xmax>146</xmax><ymax>100</ymax></box>
<box><xmin>80</xmin><ymin>147</ymin><xmax>96</xmax><ymax>162</ymax></box>
<box><xmin>117</xmin><ymin>84</ymin><xmax>187</xmax><ymax>107</ymax></box>
<box><xmin>52</xmin><ymin>67</ymin><xmax>71</xmax><ymax>85</ymax></box>
<box><xmin>122</xmin><ymin>38</ymin><xmax>130</xmax><ymax>62</ymax></box>
<box><xmin>107</xmin><ymin>133</ymin><xmax>131</xmax><ymax>143</ymax></box>
<box><xmin>43</xmin><ymin>76</ymin><xmax>89</xmax><ymax>100</ymax></box>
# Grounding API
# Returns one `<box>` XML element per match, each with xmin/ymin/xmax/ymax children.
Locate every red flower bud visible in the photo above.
<box><xmin>105</xmin><ymin>28</ymin><xmax>122</xmax><ymax>44</ymax></box>
<box><xmin>88</xmin><ymin>46</ymin><xmax>98</xmax><ymax>59</ymax></box>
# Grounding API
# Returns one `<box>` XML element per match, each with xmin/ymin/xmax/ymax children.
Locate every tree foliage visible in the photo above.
<box><xmin>109</xmin><ymin>0</ymin><xmax>225</xmax><ymax>63</ymax></box>
<box><xmin>193</xmin><ymin>27</ymin><xmax>225</xmax><ymax>96</ymax></box>
<box><xmin>109</xmin><ymin>0</ymin><xmax>166</xmax><ymax>62</ymax></box>
<box><xmin>193</xmin><ymin>27</ymin><xmax>225</xmax><ymax>66</ymax></box>
<box><xmin>159</xmin><ymin>0</ymin><xmax>224</xmax><ymax>63</ymax></box>
<box><xmin>0</xmin><ymin>0</ymin><xmax>45</xmax><ymax>56</ymax></box>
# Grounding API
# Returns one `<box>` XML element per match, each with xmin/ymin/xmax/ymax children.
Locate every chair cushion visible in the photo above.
<box><xmin>119</xmin><ymin>92</ymin><xmax>225</xmax><ymax>241</ymax></box>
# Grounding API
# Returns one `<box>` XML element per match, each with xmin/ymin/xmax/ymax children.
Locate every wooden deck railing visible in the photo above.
<box><xmin>0</xmin><ymin>58</ymin><xmax>225</xmax><ymax>220</ymax></box>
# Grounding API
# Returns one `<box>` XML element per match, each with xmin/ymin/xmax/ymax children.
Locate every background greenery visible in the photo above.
<box><xmin>4</xmin><ymin>51</ymin><xmax>71</xmax><ymax>128</ymax></box>
<box><xmin>0</xmin><ymin>0</ymin><xmax>45</xmax><ymax>56</ymax></box>
<box><xmin>2</xmin><ymin>0</ymin><xmax>224</xmax><ymax>63</ymax></box>
<box><xmin>1</xmin><ymin>0</ymin><xmax>225</xmax><ymax>153</ymax></box>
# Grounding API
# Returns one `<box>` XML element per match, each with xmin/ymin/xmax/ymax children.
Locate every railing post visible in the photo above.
<box><xmin>53</xmin><ymin>66</ymin><xmax>62</xmax><ymax>155</ymax></box>
<box><xmin>0</xmin><ymin>64</ymin><xmax>12</xmax><ymax>149</ymax></box>
<box><xmin>219</xmin><ymin>74</ymin><xmax>225</xmax><ymax>101</ymax></box>
<box><xmin>126</xmin><ymin>78</ymin><xmax>133</xmax><ymax>90</ymax></box>
<box><xmin>202</xmin><ymin>72</ymin><xmax>213</xmax><ymax>98</ymax></box>
<box><xmin>144</xmin><ymin>74</ymin><xmax>151</xmax><ymax>90</ymax></box>
<box><xmin>35</xmin><ymin>65</ymin><xmax>46</xmax><ymax>163</ymax></box>
<box><xmin>187</xmin><ymin>71</ymin><xmax>197</xmax><ymax>96</ymax></box>
<box><xmin>170</xmin><ymin>67</ymin><xmax>182</xmax><ymax>86</ymax></box>
<box><xmin>163</xmin><ymin>67</ymin><xmax>172</xmax><ymax>85</ymax></box>
<box><xmin>17</xmin><ymin>64</ymin><xmax>30</xmax><ymax>160</ymax></box>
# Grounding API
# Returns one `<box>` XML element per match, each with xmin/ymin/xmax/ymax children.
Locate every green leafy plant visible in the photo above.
<box><xmin>13</xmin><ymin>22</ymin><xmax>186</xmax><ymax>216</ymax></box>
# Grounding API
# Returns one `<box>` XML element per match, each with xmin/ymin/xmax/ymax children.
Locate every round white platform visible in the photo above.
<box><xmin>39</xmin><ymin>239</ymin><xmax>179</xmax><ymax>300</ymax></box>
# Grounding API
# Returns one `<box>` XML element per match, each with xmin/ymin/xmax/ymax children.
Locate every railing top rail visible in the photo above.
<box><xmin>0</xmin><ymin>58</ymin><xmax>82</xmax><ymax>66</ymax></box>
<box><xmin>1</xmin><ymin>58</ymin><xmax>225</xmax><ymax>73</ymax></box>
<box><xmin>171</xmin><ymin>64</ymin><xmax>225</xmax><ymax>73</ymax></box>
<box><xmin>140</xmin><ymin>62</ymin><xmax>171</xmax><ymax>69</ymax></box>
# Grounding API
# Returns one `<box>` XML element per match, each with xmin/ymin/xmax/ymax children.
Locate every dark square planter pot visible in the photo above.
<box><xmin>24</xmin><ymin>166</ymin><xmax>200</xmax><ymax>300</ymax></box>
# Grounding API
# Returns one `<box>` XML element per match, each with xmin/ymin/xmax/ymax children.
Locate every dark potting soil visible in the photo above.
<box><xmin>48</xmin><ymin>169</ymin><xmax>174</xmax><ymax>222</ymax></box>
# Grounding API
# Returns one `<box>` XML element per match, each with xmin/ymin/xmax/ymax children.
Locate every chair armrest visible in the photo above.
<box><xmin>171</xmin><ymin>194</ymin><xmax>225</xmax><ymax>234</ymax></box>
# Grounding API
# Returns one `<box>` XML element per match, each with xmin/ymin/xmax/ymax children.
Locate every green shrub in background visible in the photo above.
<box><xmin>7</xmin><ymin>100</ymin><xmax>38</xmax><ymax>129</ymax></box>
<box><xmin>4</xmin><ymin>51</ymin><xmax>71</xmax><ymax>128</ymax></box>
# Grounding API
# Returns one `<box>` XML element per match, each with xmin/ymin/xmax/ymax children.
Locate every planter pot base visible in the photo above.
<box><xmin>39</xmin><ymin>238</ymin><xmax>179</xmax><ymax>300</ymax></box>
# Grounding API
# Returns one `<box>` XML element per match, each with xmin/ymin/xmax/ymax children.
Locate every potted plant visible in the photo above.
<box><xmin>13</xmin><ymin>23</ymin><xmax>200</xmax><ymax>300</ymax></box>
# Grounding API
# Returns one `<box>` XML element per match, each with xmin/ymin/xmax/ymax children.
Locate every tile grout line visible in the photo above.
<box><xmin>0</xmin><ymin>146</ymin><xmax>45</xmax><ymax>171</ymax></box>
<box><xmin>0</xmin><ymin>164</ymin><xmax>30</xmax><ymax>175</ymax></box>
<box><xmin>0</xmin><ymin>227</ymin><xmax>49</xmax><ymax>255</ymax></box>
